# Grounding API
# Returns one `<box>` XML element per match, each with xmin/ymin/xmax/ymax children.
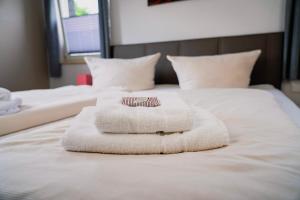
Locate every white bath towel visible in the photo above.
<box><xmin>62</xmin><ymin>105</ymin><xmax>229</xmax><ymax>154</ymax></box>
<box><xmin>0</xmin><ymin>98</ymin><xmax>22</xmax><ymax>116</ymax></box>
<box><xmin>95</xmin><ymin>93</ymin><xmax>193</xmax><ymax>134</ymax></box>
<box><xmin>0</xmin><ymin>87</ymin><xmax>22</xmax><ymax>116</ymax></box>
<box><xmin>0</xmin><ymin>87</ymin><xmax>11</xmax><ymax>101</ymax></box>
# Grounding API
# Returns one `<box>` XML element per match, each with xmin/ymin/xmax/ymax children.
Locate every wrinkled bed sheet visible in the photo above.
<box><xmin>0</xmin><ymin>86</ymin><xmax>300</xmax><ymax>200</ymax></box>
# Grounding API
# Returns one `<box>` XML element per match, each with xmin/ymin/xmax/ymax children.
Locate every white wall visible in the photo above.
<box><xmin>110</xmin><ymin>0</ymin><xmax>286</xmax><ymax>45</ymax></box>
<box><xmin>0</xmin><ymin>0</ymin><xmax>49</xmax><ymax>91</ymax></box>
<box><xmin>50</xmin><ymin>0</ymin><xmax>286</xmax><ymax>88</ymax></box>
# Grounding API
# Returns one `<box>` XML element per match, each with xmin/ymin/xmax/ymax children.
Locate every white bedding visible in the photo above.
<box><xmin>1</xmin><ymin>85</ymin><xmax>300</xmax><ymax>200</ymax></box>
<box><xmin>0</xmin><ymin>86</ymin><xmax>96</xmax><ymax>136</ymax></box>
<box><xmin>155</xmin><ymin>84</ymin><xmax>300</xmax><ymax>127</ymax></box>
<box><xmin>1</xmin><ymin>84</ymin><xmax>299</xmax><ymax>134</ymax></box>
<box><xmin>252</xmin><ymin>84</ymin><xmax>300</xmax><ymax>127</ymax></box>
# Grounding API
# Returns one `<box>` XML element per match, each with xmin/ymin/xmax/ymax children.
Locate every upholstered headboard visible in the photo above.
<box><xmin>111</xmin><ymin>32</ymin><xmax>283</xmax><ymax>88</ymax></box>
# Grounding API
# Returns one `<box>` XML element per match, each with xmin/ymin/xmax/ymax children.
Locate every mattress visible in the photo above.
<box><xmin>0</xmin><ymin>86</ymin><xmax>96</xmax><ymax>136</ymax></box>
<box><xmin>0</xmin><ymin>85</ymin><xmax>300</xmax><ymax>200</ymax></box>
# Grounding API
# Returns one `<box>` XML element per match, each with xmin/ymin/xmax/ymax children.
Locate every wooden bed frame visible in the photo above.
<box><xmin>111</xmin><ymin>32</ymin><xmax>283</xmax><ymax>88</ymax></box>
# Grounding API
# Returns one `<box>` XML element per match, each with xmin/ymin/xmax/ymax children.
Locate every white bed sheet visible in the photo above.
<box><xmin>251</xmin><ymin>84</ymin><xmax>300</xmax><ymax>127</ymax></box>
<box><xmin>151</xmin><ymin>84</ymin><xmax>300</xmax><ymax>127</ymax></box>
<box><xmin>6</xmin><ymin>84</ymin><xmax>300</xmax><ymax>130</ymax></box>
<box><xmin>0</xmin><ymin>85</ymin><xmax>300</xmax><ymax>200</ymax></box>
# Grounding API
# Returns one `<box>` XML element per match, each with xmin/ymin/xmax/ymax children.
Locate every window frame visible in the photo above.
<box><xmin>56</xmin><ymin>0</ymin><xmax>100</xmax><ymax>64</ymax></box>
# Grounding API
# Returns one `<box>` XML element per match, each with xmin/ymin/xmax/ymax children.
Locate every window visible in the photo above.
<box><xmin>58</xmin><ymin>0</ymin><xmax>100</xmax><ymax>55</ymax></box>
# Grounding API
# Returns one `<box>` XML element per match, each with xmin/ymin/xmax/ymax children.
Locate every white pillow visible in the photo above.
<box><xmin>167</xmin><ymin>50</ymin><xmax>261</xmax><ymax>89</ymax></box>
<box><xmin>85</xmin><ymin>53</ymin><xmax>161</xmax><ymax>91</ymax></box>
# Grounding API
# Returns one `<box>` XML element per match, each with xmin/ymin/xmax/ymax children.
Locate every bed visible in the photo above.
<box><xmin>1</xmin><ymin>32</ymin><xmax>300</xmax><ymax>200</ymax></box>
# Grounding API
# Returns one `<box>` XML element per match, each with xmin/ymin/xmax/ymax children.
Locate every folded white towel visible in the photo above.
<box><xmin>95</xmin><ymin>93</ymin><xmax>193</xmax><ymax>134</ymax></box>
<box><xmin>0</xmin><ymin>88</ymin><xmax>11</xmax><ymax>101</ymax></box>
<box><xmin>0</xmin><ymin>98</ymin><xmax>22</xmax><ymax>116</ymax></box>
<box><xmin>62</xmin><ymin>105</ymin><xmax>229</xmax><ymax>154</ymax></box>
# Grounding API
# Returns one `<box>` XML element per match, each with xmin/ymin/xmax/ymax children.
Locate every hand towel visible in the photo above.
<box><xmin>0</xmin><ymin>87</ymin><xmax>11</xmax><ymax>101</ymax></box>
<box><xmin>95</xmin><ymin>93</ymin><xmax>193</xmax><ymax>134</ymax></box>
<box><xmin>0</xmin><ymin>98</ymin><xmax>22</xmax><ymax>116</ymax></box>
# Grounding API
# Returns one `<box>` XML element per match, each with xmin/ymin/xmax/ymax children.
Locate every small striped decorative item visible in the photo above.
<box><xmin>122</xmin><ymin>97</ymin><xmax>160</xmax><ymax>107</ymax></box>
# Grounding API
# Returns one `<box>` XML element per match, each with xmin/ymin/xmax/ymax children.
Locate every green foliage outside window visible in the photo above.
<box><xmin>75</xmin><ymin>2</ymin><xmax>88</xmax><ymax>16</ymax></box>
<box><xmin>68</xmin><ymin>0</ymin><xmax>89</xmax><ymax>17</ymax></box>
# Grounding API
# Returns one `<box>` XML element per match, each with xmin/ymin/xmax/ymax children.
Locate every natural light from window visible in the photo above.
<box><xmin>58</xmin><ymin>0</ymin><xmax>100</xmax><ymax>54</ymax></box>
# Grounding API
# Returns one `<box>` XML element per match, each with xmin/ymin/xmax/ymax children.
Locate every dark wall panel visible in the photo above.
<box><xmin>112</xmin><ymin>32</ymin><xmax>283</xmax><ymax>88</ymax></box>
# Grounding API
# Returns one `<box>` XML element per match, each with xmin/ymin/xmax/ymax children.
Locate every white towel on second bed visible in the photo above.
<box><xmin>0</xmin><ymin>88</ymin><xmax>11</xmax><ymax>101</ymax></box>
<box><xmin>95</xmin><ymin>93</ymin><xmax>193</xmax><ymax>133</ymax></box>
<box><xmin>0</xmin><ymin>98</ymin><xmax>22</xmax><ymax>116</ymax></box>
<box><xmin>0</xmin><ymin>87</ymin><xmax>22</xmax><ymax>116</ymax></box>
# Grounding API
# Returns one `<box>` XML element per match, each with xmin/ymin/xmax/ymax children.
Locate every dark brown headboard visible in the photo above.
<box><xmin>112</xmin><ymin>32</ymin><xmax>283</xmax><ymax>88</ymax></box>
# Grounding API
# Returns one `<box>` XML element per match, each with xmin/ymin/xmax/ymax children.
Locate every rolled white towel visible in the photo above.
<box><xmin>0</xmin><ymin>88</ymin><xmax>11</xmax><ymax>101</ymax></box>
<box><xmin>0</xmin><ymin>98</ymin><xmax>22</xmax><ymax>116</ymax></box>
<box><xmin>95</xmin><ymin>93</ymin><xmax>193</xmax><ymax>134</ymax></box>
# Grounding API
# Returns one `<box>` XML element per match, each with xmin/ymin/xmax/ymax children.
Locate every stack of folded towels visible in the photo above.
<box><xmin>62</xmin><ymin>91</ymin><xmax>229</xmax><ymax>154</ymax></box>
<box><xmin>95</xmin><ymin>94</ymin><xmax>193</xmax><ymax>134</ymax></box>
<box><xmin>0</xmin><ymin>88</ymin><xmax>22</xmax><ymax>116</ymax></box>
